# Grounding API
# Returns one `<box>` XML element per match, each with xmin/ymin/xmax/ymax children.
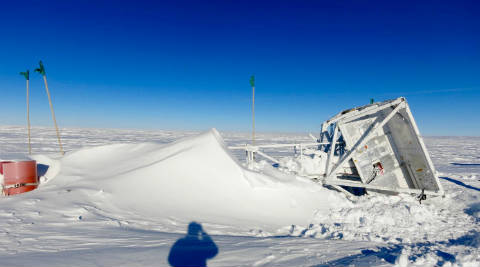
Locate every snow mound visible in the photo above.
<box><xmin>305</xmin><ymin>194</ymin><xmax>476</xmax><ymax>243</ymax></box>
<box><xmin>27</xmin><ymin>129</ymin><xmax>346</xmax><ymax>234</ymax></box>
<box><xmin>278</xmin><ymin>149</ymin><xmax>328</xmax><ymax>177</ymax></box>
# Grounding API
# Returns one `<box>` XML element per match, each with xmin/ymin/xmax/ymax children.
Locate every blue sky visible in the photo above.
<box><xmin>0</xmin><ymin>0</ymin><xmax>478</xmax><ymax>135</ymax></box>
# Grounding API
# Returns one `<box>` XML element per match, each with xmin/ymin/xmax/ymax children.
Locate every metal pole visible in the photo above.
<box><xmin>252</xmin><ymin>85</ymin><xmax>255</xmax><ymax>146</ymax></box>
<box><xmin>325</xmin><ymin>124</ymin><xmax>339</xmax><ymax>175</ymax></box>
<box><xmin>43</xmin><ymin>75</ymin><xmax>64</xmax><ymax>155</ymax></box>
<box><xmin>26</xmin><ymin>79</ymin><xmax>31</xmax><ymax>155</ymax></box>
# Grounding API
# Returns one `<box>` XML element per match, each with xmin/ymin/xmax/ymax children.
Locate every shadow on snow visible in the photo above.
<box><xmin>450</xmin><ymin>163</ymin><xmax>480</xmax><ymax>166</ymax></box>
<box><xmin>168</xmin><ymin>222</ymin><xmax>218</xmax><ymax>267</ymax></box>
<box><xmin>440</xmin><ymin>177</ymin><xmax>480</xmax><ymax>192</ymax></box>
<box><xmin>312</xmin><ymin>230</ymin><xmax>479</xmax><ymax>267</ymax></box>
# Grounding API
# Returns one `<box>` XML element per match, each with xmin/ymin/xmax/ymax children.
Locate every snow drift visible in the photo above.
<box><xmin>29</xmin><ymin>129</ymin><xmax>345</xmax><ymax>233</ymax></box>
<box><xmin>0</xmin><ymin>127</ymin><xmax>479</xmax><ymax>266</ymax></box>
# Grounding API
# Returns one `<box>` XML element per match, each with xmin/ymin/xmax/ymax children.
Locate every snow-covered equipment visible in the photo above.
<box><xmin>230</xmin><ymin>97</ymin><xmax>444</xmax><ymax>197</ymax></box>
<box><xmin>1</xmin><ymin>160</ymin><xmax>38</xmax><ymax>196</ymax></box>
<box><xmin>319</xmin><ymin>97</ymin><xmax>443</xmax><ymax>196</ymax></box>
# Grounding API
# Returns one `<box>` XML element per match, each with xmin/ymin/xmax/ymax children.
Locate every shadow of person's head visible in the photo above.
<box><xmin>187</xmin><ymin>221</ymin><xmax>202</xmax><ymax>238</ymax></box>
<box><xmin>168</xmin><ymin>222</ymin><xmax>218</xmax><ymax>267</ymax></box>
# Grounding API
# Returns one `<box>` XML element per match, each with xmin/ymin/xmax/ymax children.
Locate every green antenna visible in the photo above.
<box><xmin>370</xmin><ymin>98</ymin><xmax>374</xmax><ymax>104</ymax></box>
<box><xmin>20</xmin><ymin>70</ymin><xmax>29</xmax><ymax>80</ymax></box>
<box><xmin>250</xmin><ymin>75</ymin><xmax>255</xmax><ymax>88</ymax></box>
<box><xmin>34</xmin><ymin>60</ymin><xmax>46</xmax><ymax>76</ymax></box>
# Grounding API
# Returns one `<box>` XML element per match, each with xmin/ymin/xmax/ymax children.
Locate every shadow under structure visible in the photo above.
<box><xmin>168</xmin><ymin>222</ymin><xmax>218</xmax><ymax>267</ymax></box>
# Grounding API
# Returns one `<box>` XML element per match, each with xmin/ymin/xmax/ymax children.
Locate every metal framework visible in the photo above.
<box><xmin>229</xmin><ymin>97</ymin><xmax>444</xmax><ymax>197</ymax></box>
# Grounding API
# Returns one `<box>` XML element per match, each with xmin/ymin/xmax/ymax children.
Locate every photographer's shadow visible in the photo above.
<box><xmin>168</xmin><ymin>222</ymin><xmax>218</xmax><ymax>267</ymax></box>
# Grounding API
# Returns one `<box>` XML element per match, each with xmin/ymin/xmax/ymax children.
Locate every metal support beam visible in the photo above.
<box><xmin>228</xmin><ymin>142</ymin><xmax>326</xmax><ymax>150</ymax></box>
<box><xmin>325</xmin><ymin>123</ymin><xmax>339</xmax><ymax>175</ymax></box>
<box><xmin>256</xmin><ymin>150</ymin><xmax>280</xmax><ymax>164</ymax></box>
<box><xmin>324</xmin><ymin>98</ymin><xmax>403</xmax><ymax>126</ymax></box>
<box><xmin>326</xmin><ymin>101</ymin><xmax>405</xmax><ymax>179</ymax></box>
<box><xmin>324</xmin><ymin>179</ymin><xmax>443</xmax><ymax>196</ymax></box>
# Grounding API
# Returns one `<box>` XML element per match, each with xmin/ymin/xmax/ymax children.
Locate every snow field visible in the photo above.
<box><xmin>0</xmin><ymin>126</ymin><xmax>478</xmax><ymax>266</ymax></box>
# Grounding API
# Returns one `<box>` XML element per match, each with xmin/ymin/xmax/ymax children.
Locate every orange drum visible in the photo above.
<box><xmin>0</xmin><ymin>161</ymin><xmax>12</xmax><ymax>175</ymax></box>
<box><xmin>2</xmin><ymin>160</ymin><xmax>38</xmax><ymax>196</ymax></box>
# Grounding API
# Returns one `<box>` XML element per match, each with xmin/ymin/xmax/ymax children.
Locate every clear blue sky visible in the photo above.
<box><xmin>0</xmin><ymin>0</ymin><xmax>478</xmax><ymax>135</ymax></box>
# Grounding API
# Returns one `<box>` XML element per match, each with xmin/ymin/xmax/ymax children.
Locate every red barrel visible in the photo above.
<box><xmin>0</xmin><ymin>161</ymin><xmax>12</xmax><ymax>175</ymax></box>
<box><xmin>2</xmin><ymin>160</ymin><xmax>38</xmax><ymax>196</ymax></box>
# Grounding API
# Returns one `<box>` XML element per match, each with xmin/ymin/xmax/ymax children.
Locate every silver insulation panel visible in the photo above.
<box><xmin>332</xmin><ymin>98</ymin><xmax>441</xmax><ymax>193</ymax></box>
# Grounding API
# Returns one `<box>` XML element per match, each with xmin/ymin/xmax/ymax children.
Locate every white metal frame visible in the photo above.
<box><xmin>229</xmin><ymin>142</ymin><xmax>325</xmax><ymax>165</ymax></box>
<box><xmin>229</xmin><ymin>97</ymin><xmax>444</xmax><ymax>197</ymax></box>
<box><xmin>321</xmin><ymin>97</ymin><xmax>443</xmax><ymax>196</ymax></box>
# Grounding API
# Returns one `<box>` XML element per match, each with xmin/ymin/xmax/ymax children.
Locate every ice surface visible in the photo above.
<box><xmin>0</xmin><ymin>126</ymin><xmax>479</xmax><ymax>266</ymax></box>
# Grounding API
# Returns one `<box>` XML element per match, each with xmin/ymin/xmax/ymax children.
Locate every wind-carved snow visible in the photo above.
<box><xmin>0</xmin><ymin>126</ymin><xmax>479</xmax><ymax>266</ymax></box>
<box><xmin>29</xmin><ymin>129</ymin><xmax>345</xmax><ymax>234</ymax></box>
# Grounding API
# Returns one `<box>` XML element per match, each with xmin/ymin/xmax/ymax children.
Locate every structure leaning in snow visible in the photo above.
<box><xmin>231</xmin><ymin>97</ymin><xmax>444</xmax><ymax>197</ymax></box>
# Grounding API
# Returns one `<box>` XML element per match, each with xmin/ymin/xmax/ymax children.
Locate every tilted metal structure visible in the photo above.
<box><xmin>230</xmin><ymin>97</ymin><xmax>444</xmax><ymax>197</ymax></box>
<box><xmin>319</xmin><ymin>97</ymin><xmax>443</xmax><ymax>196</ymax></box>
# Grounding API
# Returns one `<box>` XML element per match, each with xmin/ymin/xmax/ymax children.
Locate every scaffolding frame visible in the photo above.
<box><xmin>229</xmin><ymin>97</ymin><xmax>444</xmax><ymax>197</ymax></box>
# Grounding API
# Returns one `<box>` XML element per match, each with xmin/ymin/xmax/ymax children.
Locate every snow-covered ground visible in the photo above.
<box><xmin>0</xmin><ymin>126</ymin><xmax>478</xmax><ymax>267</ymax></box>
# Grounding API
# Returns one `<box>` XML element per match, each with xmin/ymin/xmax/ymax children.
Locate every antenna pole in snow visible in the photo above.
<box><xmin>20</xmin><ymin>70</ymin><xmax>31</xmax><ymax>154</ymax></box>
<box><xmin>35</xmin><ymin>61</ymin><xmax>64</xmax><ymax>155</ymax></box>
<box><xmin>250</xmin><ymin>75</ymin><xmax>255</xmax><ymax>146</ymax></box>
